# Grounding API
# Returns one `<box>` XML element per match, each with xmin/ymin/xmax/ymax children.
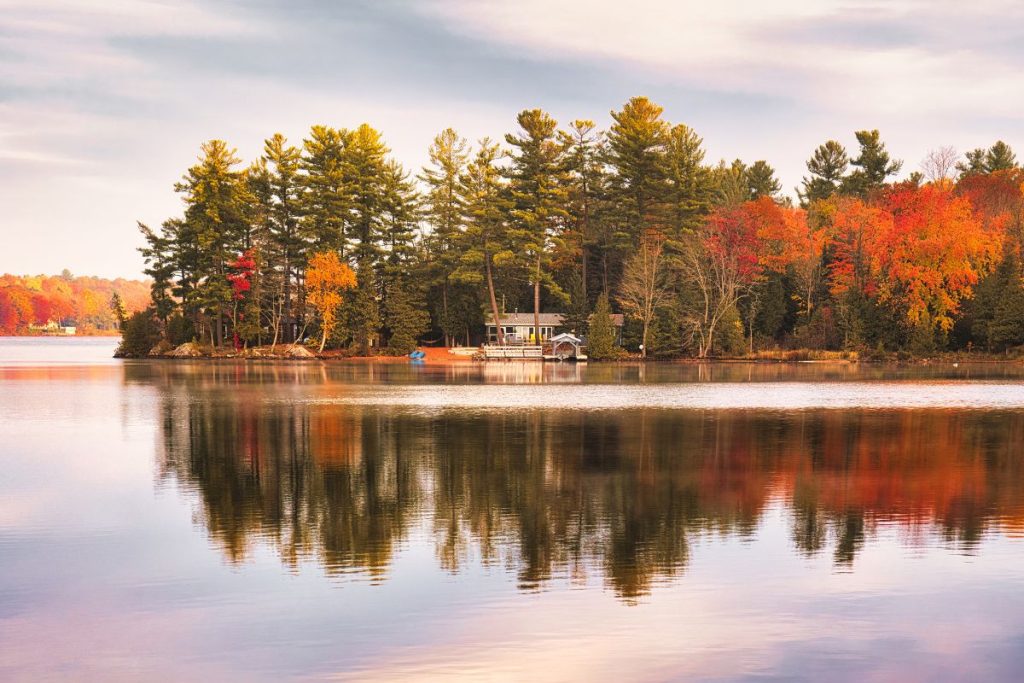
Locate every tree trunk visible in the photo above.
<box><xmin>485</xmin><ymin>254</ymin><xmax>504</xmax><ymax>345</ymax></box>
<box><xmin>534</xmin><ymin>254</ymin><xmax>541</xmax><ymax>345</ymax></box>
<box><xmin>442</xmin><ymin>278</ymin><xmax>450</xmax><ymax>347</ymax></box>
<box><xmin>704</xmin><ymin>327</ymin><xmax>714</xmax><ymax>359</ymax></box>
<box><xmin>641</xmin><ymin>319</ymin><xmax>648</xmax><ymax>359</ymax></box>
<box><xmin>283</xmin><ymin>251</ymin><xmax>292</xmax><ymax>343</ymax></box>
<box><xmin>581</xmin><ymin>227</ymin><xmax>588</xmax><ymax>305</ymax></box>
<box><xmin>602</xmin><ymin>252</ymin><xmax>609</xmax><ymax>295</ymax></box>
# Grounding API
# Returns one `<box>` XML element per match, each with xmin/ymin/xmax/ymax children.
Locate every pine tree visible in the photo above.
<box><xmin>454</xmin><ymin>139</ymin><xmax>513</xmax><ymax>344</ymax></box>
<box><xmin>261</xmin><ymin>133</ymin><xmax>304</xmax><ymax>342</ymax></box>
<box><xmin>175</xmin><ymin>140</ymin><xmax>251</xmax><ymax>346</ymax></box>
<box><xmin>747</xmin><ymin>160</ymin><xmax>782</xmax><ymax>200</ymax></box>
<box><xmin>109</xmin><ymin>292</ymin><xmax>127</xmax><ymax>329</ymax></box>
<box><xmin>136</xmin><ymin>220</ymin><xmax>177</xmax><ymax>323</ymax></box>
<box><xmin>985</xmin><ymin>141</ymin><xmax>1017</xmax><ymax>172</ymax></box>
<box><xmin>344</xmin><ymin>124</ymin><xmax>390</xmax><ymax>264</ymax></box>
<box><xmin>842</xmin><ymin>130</ymin><xmax>902</xmax><ymax>197</ymax></box>
<box><xmin>664</xmin><ymin>123</ymin><xmax>712</xmax><ymax>236</ymax></box>
<box><xmin>956</xmin><ymin>148</ymin><xmax>988</xmax><ymax>177</ymax></box>
<box><xmin>505</xmin><ymin>108</ymin><xmax>569</xmax><ymax>343</ymax></box>
<box><xmin>420</xmin><ymin>128</ymin><xmax>469</xmax><ymax>345</ymax></box>
<box><xmin>562</xmin><ymin>120</ymin><xmax>611</xmax><ymax>297</ymax></box>
<box><xmin>301</xmin><ymin>126</ymin><xmax>349</xmax><ymax>252</ymax></box>
<box><xmin>799</xmin><ymin>140</ymin><xmax>848</xmax><ymax>205</ymax></box>
<box><xmin>712</xmin><ymin>159</ymin><xmax>749</xmax><ymax>207</ymax></box>
<box><xmin>604</xmin><ymin>97</ymin><xmax>669</xmax><ymax>247</ymax></box>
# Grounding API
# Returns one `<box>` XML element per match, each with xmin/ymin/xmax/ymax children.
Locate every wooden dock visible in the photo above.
<box><xmin>479</xmin><ymin>343</ymin><xmax>587</xmax><ymax>361</ymax></box>
<box><xmin>481</xmin><ymin>344</ymin><xmax>544</xmax><ymax>360</ymax></box>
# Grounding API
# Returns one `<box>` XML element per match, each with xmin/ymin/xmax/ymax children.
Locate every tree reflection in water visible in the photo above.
<box><xmin>146</xmin><ymin>368</ymin><xmax>1024</xmax><ymax>601</ymax></box>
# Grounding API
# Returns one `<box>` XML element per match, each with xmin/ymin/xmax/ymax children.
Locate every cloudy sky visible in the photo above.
<box><xmin>3</xmin><ymin>0</ymin><xmax>1024</xmax><ymax>279</ymax></box>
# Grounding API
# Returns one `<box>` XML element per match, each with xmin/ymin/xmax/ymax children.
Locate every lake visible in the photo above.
<box><xmin>3</xmin><ymin>337</ymin><xmax>1024</xmax><ymax>681</ymax></box>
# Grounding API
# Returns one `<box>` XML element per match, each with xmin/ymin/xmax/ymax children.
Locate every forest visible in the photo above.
<box><xmin>0</xmin><ymin>272</ymin><xmax>150</xmax><ymax>335</ymax></box>
<box><xmin>129</xmin><ymin>96</ymin><xmax>1024</xmax><ymax>358</ymax></box>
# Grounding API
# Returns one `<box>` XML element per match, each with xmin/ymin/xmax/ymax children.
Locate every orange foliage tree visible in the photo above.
<box><xmin>955</xmin><ymin>168</ymin><xmax>1024</xmax><ymax>237</ymax></box>
<box><xmin>871</xmin><ymin>184</ymin><xmax>1002</xmax><ymax>333</ymax></box>
<box><xmin>750</xmin><ymin>198</ymin><xmax>822</xmax><ymax>317</ymax></box>
<box><xmin>305</xmin><ymin>251</ymin><xmax>357</xmax><ymax>352</ymax></box>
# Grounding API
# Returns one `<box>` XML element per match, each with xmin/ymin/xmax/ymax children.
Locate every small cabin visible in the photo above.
<box><xmin>485</xmin><ymin>312</ymin><xmax>625</xmax><ymax>345</ymax></box>
<box><xmin>28</xmin><ymin>320</ymin><xmax>76</xmax><ymax>336</ymax></box>
<box><xmin>485</xmin><ymin>313</ymin><xmax>561</xmax><ymax>344</ymax></box>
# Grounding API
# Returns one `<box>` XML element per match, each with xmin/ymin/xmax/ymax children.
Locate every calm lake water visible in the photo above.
<box><xmin>4</xmin><ymin>337</ymin><xmax>1024</xmax><ymax>681</ymax></box>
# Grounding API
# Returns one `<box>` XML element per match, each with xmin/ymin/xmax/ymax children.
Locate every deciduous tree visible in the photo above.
<box><xmin>618</xmin><ymin>235</ymin><xmax>672</xmax><ymax>358</ymax></box>
<box><xmin>306</xmin><ymin>251</ymin><xmax>357</xmax><ymax>352</ymax></box>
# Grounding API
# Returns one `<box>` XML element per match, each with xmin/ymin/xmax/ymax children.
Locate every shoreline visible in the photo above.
<box><xmin>123</xmin><ymin>343</ymin><xmax>1024</xmax><ymax>366</ymax></box>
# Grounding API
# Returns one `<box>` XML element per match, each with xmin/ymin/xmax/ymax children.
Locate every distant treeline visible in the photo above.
<box><xmin>0</xmin><ymin>272</ymin><xmax>150</xmax><ymax>335</ymax></box>
<box><xmin>132</xmin><ymin>96</ymin><xmax>1024</xmax><ymax>357</ymax></box>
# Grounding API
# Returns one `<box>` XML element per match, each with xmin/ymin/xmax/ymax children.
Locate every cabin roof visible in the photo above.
<box><xmin>485</xmin><ymin>312</ymin><xmax>625</xmax><ymax>327</ymax></box>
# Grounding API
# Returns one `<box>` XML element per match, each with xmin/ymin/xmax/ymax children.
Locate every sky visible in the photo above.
<box><xmin>3</xmin><ymin>0</ymin><xmax>1024</xmax><ymax>279</ymax></box>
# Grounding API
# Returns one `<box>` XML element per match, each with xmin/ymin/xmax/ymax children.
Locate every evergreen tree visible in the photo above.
<box><xmin>799</xmin><ymin>140</ymin><xmax>848</xmax><ymax>205</ymax></box>
<box><xmin>986</xmin><ymin>141</ymin><xmax>1017</xmax><ymax>172</ymax></box>
<box><xmin>587</xmin><ymin>292</ymin><xmax>617</xmax><ymax>360</ymax></box>
<box><xmin>420</xmin><ymin>128</ymin><xmax>469</xmax><ymax>345</ymax></box>
<box><xmin>380</xmin><ymin>160</ymin><xmax>421</xmax><ymax>275</ymax></box>
<box><xmin>981</xmin><ymin>252</ymin><xmax>1024</xmax><ymax>350</ymax></box>
<box><xmin>115</xmin><ymin>308</ymin><xmax>162</xmax><ymax>357</ymax></box>
<box><xmin>712</xmin><ymin>159</ymin><xmax>749</xmax><ymax>207</ymax></box>
<box><xmin>747</xmin><ymin>160</ymin><xmax>782</xmax><ymax>200</ymax></box>
<box><xmin>505</xmin><ymin>108</ymin><xmax>569</xmax><ymax>343</ymax></box>
<box><xmin>137</xmin><ymin>220</ymin><xmax>177</xmax><ymax>323</ymax></box>
<box><xmin>109</xmin><ymin>292</ymin><xmax>127</xmax><ymax>329</ymax></box>
<box><xmin>347</xmin><ymin>268</ymin><xmax>380</xmax><ymax>355</ymax></box>
<box><xmin>380</xmin><ymin>160</ymin><xmax>427</xmax><ymax>354</ymax></box>
<box><xmin>562</xmin><ymin>120</ymin><xmax>612</xmax><ymax>296</ymax></box>
<box><xmin>991</xmin><ymin>280</ymin><xmax>1024</xmax><ymax>350</ymax></box>
<box><xmin>175</xmin><ymin>140</ymin><xmax>251</xmax><ymax>346</ymax></box>
<box><xmin>301</xmin><ymin>126</ymin><xmax>349</xmax><ymax>252</ymax></box>
<box><xmin>604</xmin><ymin>97</ymin><xmax>669</xmax><ymax>248</ymax></box>
<box><xmin>261</xmin><ymin>133</ymin><xmax>304</xmax><ymax>342</ymax></box>
<box><xmin>384</xmin><ymin>281</ymin><xmax>431</xmax><ymax>354</ymax></box>
<box><xmin>454</xmin><ymin>139</ymin><xmax>513</xmax><ymax>344</ymax></box>
<box><xmin>842</xmin><ymin>130</ymin><xmax>902</xmax><ymax>197</ymax></box>
<box><xmin>344</xmin><ymin>124</ymin><xmax>390</xmax><ymax>264</ymax></box>
<box><xmin>956</xmin><ymin>148</ymin><xmax>988</xmax><ymax>177</ymax></box>
<box><xmin>663</xmin><ymin>124</ymin><xmax>713</xmax><ymax>235</ymax></box>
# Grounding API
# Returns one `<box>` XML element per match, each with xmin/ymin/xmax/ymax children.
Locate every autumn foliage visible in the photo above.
<box><xmin>0</xmin><ymin>273</ymin><xmax>150</xmax><ymax>335</ymax></box>
<box><xmin>689</xmin><ymin>181</ymin><xmax>1010</xmax><ymax>352</ymax></box>
<box><xmin>873</xmin><ymin>184</ymin><xmax>1001</xmax><ymax>331</ymax></box>
<box><xmin>306</xmin><ymin>251</ymin><xmax>357</xmax><ymax>352</ymax></box>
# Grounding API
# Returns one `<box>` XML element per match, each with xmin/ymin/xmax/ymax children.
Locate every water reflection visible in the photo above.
<box><xmin>146</xmin><ymin>367</ymin><xmax>1024</xmax><ymax>600</ymax></box>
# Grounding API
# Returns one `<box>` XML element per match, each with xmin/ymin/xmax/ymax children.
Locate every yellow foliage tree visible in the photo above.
<box><xmin>306</xmin><ymin>251</ymin><xmax>357</xmax><ymax>352</ymax></box>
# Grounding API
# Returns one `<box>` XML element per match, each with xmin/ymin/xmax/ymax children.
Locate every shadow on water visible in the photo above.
<box><xmin>129</xmin><ymin>363</ymin><xmax>1024</xmax><ymax>602</ymax></box>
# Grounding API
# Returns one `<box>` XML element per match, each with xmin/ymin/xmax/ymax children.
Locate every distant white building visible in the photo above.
<box><xmin>28</xmin><ymin>320</ymin><xmax>76</xmax><ymax>336</ymax></box>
